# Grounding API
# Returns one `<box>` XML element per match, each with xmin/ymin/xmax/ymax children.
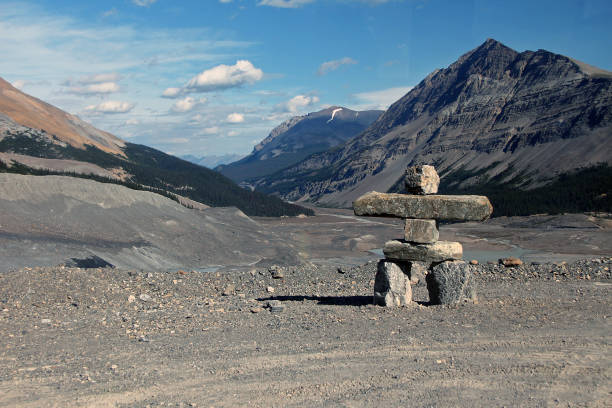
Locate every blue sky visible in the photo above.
<box><xmin>1</xmin><ymin>0</ymin><xmax>611</xmax><ymax>157</ymax></box>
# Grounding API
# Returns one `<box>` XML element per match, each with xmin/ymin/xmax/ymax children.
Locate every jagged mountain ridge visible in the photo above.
<box><xmin>216</xmin><ymin>106</ymin><xmax>382</xmax><ymax>182</ymax></box>
<box><xmin>251</xmin><ymin>39</ymin><xmax>612</xmax><ymax>207</ymax></box>
<box><xmin>0</xmin><ymin>77</ymin><xmax>311</xmax><ymax>217</ymax></box>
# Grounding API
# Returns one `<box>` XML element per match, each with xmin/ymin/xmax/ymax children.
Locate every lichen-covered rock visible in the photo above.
<box><xmin>353</xmin><ymin>191</ymin><xmax>493</xmax><ymax>221</ymax></box>
<box><xmin>426</xmin><ymin>261</ymin><xmax>477</xmax><ymax>305</ymax></box>
<box><xmin>404</xmin><ymin>165</ymin><xmax>440</xmax><ymax>195</ymax></box>
<box><xmin>374</xmin><ymin>261</ymin><xmax>412</xmax><ymax>307</ymax></box>
<box><xmin>383</xmin><ymin>240</ymin><xmax>463</xmax><ymax>263</ymax></box>
<box><xmin>404</xmin><ymin>219</ymin><xmax>438</xmax><ymax>243</ymax></box>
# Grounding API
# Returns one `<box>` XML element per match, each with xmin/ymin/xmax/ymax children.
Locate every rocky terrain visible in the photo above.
<box><xmin>252</xmin><ymin>39</ymin><xmax>612</xmax><ymax>207</ymax></box>
<box><xmin>1</xmin><ymin>257</ymin><xmax>610</xmax><ymax>407</ymax></box>
<box><xmin>1</xmin><ymin>189</ymin><xmax>611</xmax><ymax>406</ymax></box>
<box><xmin>216</xmin><ymin>106</ymin><xmax>381</xmax><ymax>183</ymax></box>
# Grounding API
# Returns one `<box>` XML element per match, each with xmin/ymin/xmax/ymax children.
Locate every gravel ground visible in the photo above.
<box><xmin>1</xmin><ymin>258</ymin><xmax>611</xmax><ymax>407</ymax></box>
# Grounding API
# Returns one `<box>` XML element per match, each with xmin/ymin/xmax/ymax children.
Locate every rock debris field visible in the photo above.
<box><xmin>1</xmin><ymin>257</ymin><xmax>611</xmax><ymax>407</ymax></box>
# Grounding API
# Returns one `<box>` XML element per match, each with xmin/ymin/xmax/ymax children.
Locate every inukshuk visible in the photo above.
<box><xmin>353</xmin><ymin>165</ymin><xmax>493</xmax><ymax>306</ymax></box>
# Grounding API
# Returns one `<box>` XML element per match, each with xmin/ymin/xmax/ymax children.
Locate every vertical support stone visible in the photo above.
<box><xmin>374</xmin><ymin>260</ymin><xmax>412</xmax><ymax>307</ymax></box>
<box><xmin>426</xmin><ymin>260</ymin><xmax>477</xmax><ymax>305</ymax></box>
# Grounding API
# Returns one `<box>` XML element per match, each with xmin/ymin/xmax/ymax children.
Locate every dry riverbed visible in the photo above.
<box><xmin>1</xmin><ymin>258</ymin><xmax>611</xmax><ymax>407</ymax></box>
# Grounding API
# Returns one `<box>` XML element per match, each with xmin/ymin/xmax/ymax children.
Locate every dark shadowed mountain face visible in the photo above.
<box><xmin>251</xmin><ymin>39</ymin><xmax>612</xmax><ymax>209</ymax></box>
<box><xmin>215</xmin><ymin>106</ymin><xmax>382</xmax><ymax>182</ymax></box>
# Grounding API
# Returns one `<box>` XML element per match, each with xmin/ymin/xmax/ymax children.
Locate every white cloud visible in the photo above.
<box><xmin>317</xmin><ymin>57</ymin><xmax>357</xmax><ymax>76</ymax></box>
<box><xmin>162</xmin><ymin>87</ymin><xmax>183</xmax><ymax>98</ymax></box>
<box><xmin>227</xmin><ymin>130</ymin><xmax>239</xmax><ymax>137</ymax></box>
<box><xmin>182</xmin><ymin>60</ymin><xmax>263</xmax><ymax>93</ymax></box>
<box><xmin>258</xmin><ymin>0</ymin><xmax>394</xmax><ymax>7</ymax></box>
<box><xmin>280</xmin><ymin>94</ymin><xmax>320</xmax><ymax>113</ymax></box>
<box><xmin>226</xmin><ymin>113</ymin><xmax>245</xmax><ymax>123</ymax></box>
<box><xmin>171</xmin><ymin>96</ymin><xmax>206</xmax><ymax>113</ymax></box>
<box><xmin>75</xmin><ymin>73</ymin><xmax>122</xmax><ymax>84</ymax></box>
<box><xmin>125</xmin><ymin>118</ymin><xmax>140</xmax><ymax>125</ymax></box>
<box><xmin>258</xmin><ymin>0</ymin><xmax>315</xmax><ymax>7</ymax></box>
<box><xmin>219</xmin><ymin>0</ymin><xmax>233</xmax><ymax>3</ymax></box>
<box><xmin>102</xmin><ymin>8</ymin><xmax>118</xmax><ymax>17</ymax></box>
<box><xmin>84</xmin><ymin>101</ymin><xmax>134</xmax><ymax>114</ymax></box>
<box><xmin>11</xmin><ymin>80</ymin><xmax>27</xmax><ymax>90</ymax></box>
<box><xmin>132</xmin><ymin>0</ymin><xmax>157</xmax><ymax>6</ymax></box>
<box><xmin>351</xmin><ymin>86</ymin><xmax>413</xmax><ymax>110</ymax></box>
<box><xmin>62</xmin><ymin>73</ymin><xmax>122</xmax><ymax>95</ymax></box>
<box><xmin>67</xmin><ymin>82</ymin><xmax>120</xmax><ymax>95</ymax></box>
<box><xmin>167</xmin><ymin>137</ymin><xmax>189</xmax><ymax>144</ymax></box>
<box><xmin>201</xmin><ymin>126</ymin><xmax>220</xmax><ymax>134</ymax></box>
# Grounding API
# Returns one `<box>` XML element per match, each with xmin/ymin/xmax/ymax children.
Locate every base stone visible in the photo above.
<box><xmin>426</xmin><ymin>260</ymin><xmax>477</xmax><ymax>305</ymax></box>
<box><xmin>374</xmin><ymin>261</ymin><xmax>412</xmax><ymax>307</ymax></box>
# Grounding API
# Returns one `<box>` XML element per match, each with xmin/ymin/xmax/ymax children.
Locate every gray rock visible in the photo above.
<box><xmin>426</xmin><ymin>261</ymin><xmax>477</xmax><ymax>305</ymax></box>
<box><xmin>404</xmin><ymin>165</ymin><xmax>440</xmax><ymax>195</ymax></box>
<box><xmin>374</xmin><ymin>261</ymin><xmax>412</xmax><ymax>307</ymax></box>
<box><xmin>407</xmin><ymin>261</ymin><xmax>429</xmax><ymax>285</ymax></box>
<box><xmin>404</xmin><ymin>219</ymin><xmax>439</xmax><ymax>243</ymax></box>
<box><xmin>384</xmin><ymin>240</ymin><xmax>462</xmax><ymax>263</ymax></box>
<box><xmin>266</xmin><ymin>300</ymin><xmax>285</xmax><ymax>313</ymax></box>
<box><xmin>138</xmin><ymin>294</ymin><xmax>152</xmax><ymax>302</ymax></box>
<box><xmin>353</xmin><ymin>192</ymin><xmax>493</xmax><ymax>221</ymax></box>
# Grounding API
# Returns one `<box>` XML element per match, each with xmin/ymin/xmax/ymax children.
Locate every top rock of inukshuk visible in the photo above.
<box><xmin>352</xmin><ymin>165</ymin><xmax>493</xmax><ymax>307</ymax></box>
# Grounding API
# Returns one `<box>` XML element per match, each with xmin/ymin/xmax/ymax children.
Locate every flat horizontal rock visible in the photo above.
<box><xmin>383</xmin><ymin>240</ymin><xmax>462</xmax><ymax>263</ymax></box>
<box><xmin>404</xmin><ymin>219</ymin><xmax>438</xmax><ymax>244</ymax></box>
<box><xmin>353</xmin><ymin>192</ymin><xmax>493</xmax><ymax>221</ymax></box>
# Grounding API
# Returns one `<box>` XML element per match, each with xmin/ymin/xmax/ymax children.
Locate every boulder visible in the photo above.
<box><xmin>404</xmin><ymin>219</ymin><xmax>439</xmax><ymax>243</ymax></box>
<box><xmin>500</xmin><ymin>257</ymin><xmax>523</xmax><ymax>267</ymax></box>
<box><xmin>374</xmin><ymin>261</ymin><xmax>412</xmax><ymax>307</ymax></box>
<box><xmin>426</xmin><ymin>261</ymin><xmax>477</xmax><ymax>305</ymax></box>
<box><xmin>404</xmin><ymin>165</ymin><xmax>440</xmax><ymax>195</ymax></box>
<box><xmin>353</xmin><ymin>192</ymin><xmax>493</xmax><ymax>221</ymax></box>
<box><xmin>407</xmin><ymin>261</ymin><xmax>428</xmax><ymax>285</ymax></box>
<box><xmin>383</xmin><ymin>240</ymin><xmax>462</xmax><ymax>263</ymax></box>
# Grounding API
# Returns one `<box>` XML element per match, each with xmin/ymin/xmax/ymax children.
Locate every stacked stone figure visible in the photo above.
<box><xmin>353</xmin><ymin>165</ymin><xmax>493</xmax><ymax>306</ymax></box>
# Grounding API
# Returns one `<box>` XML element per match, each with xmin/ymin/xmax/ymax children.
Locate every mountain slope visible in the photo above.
<box><xmin>0</xmin><ymin>79</ymin><xmax>311</xmax><ymax>217</ymax></box>
<box><xmin>216</xmin><ymin>106</ymin><xmax>382</xmax><ymax>182</ymax></box>
<box><xmin>252</xmin><ymin>39</ymin><xmax>612</xmax><ymax>209</ymax></box>
<box><xmin>0</xmin><ymin>78</ymin><xmax>125</xmax><ymax>156</ymax></box>
<box><xmin>0</xmin><ymin>173</ymin><xmax>301</xmax><ymax>270</ymax></box>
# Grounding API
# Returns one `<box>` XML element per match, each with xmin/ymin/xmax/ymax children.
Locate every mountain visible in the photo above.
<box><xmin>181</xmin><ymin>153</ymin><xmax>244</xmax><ymax>169</ymax></box>
<box><xmin>216</xmin><ymin>106</ymin><xmax>382</xmax><ymax>182</ymax></box>
<box><xmin>251</xmin><ymin>39</ymin><xmax>612</xmax><ymax>214</ymax></box>
<box><xmin>0</xmin><ymin>78</ymin><xmax>312</xmax><ymax>217</ymax></box>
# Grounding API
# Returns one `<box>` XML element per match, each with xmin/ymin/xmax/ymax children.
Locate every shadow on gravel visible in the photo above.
<box><xmin>258</xmin><ymin>295</ymin><xmax>372</xmax><ymax>306</ymax></box>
